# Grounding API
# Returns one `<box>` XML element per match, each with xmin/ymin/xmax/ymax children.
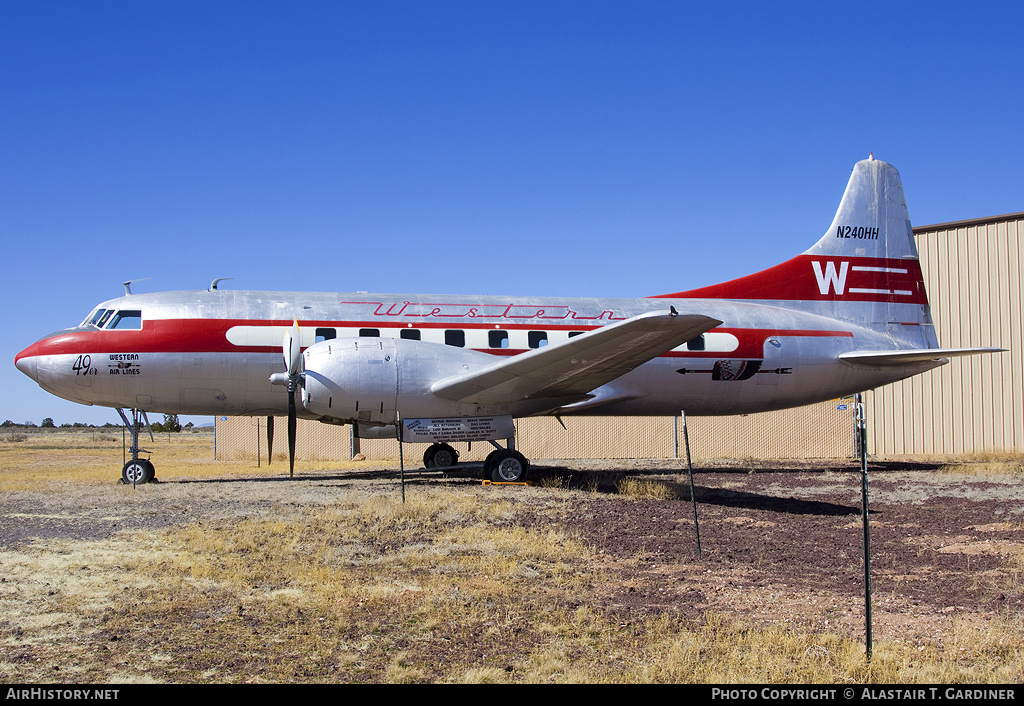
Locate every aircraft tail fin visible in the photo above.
<box><xmin>654</xmin><ymin>156</ymin><xmax>934</xmax><ymax>339</ymax></box>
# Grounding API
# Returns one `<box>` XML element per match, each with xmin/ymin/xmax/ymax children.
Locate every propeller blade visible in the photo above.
<box><xmin>283</xmin><ymin>319</ymin><xmax>301</xmax><ymax>377</ymax></box>
<box><xmin>288</xmin><ymin>391</ymin><xmax>297</xmax><ymax>477</ymax></box>
<box><xmin>267</xmin><ymin>416</ymin><xmax>274</xmax><ymax>465</ymax></box>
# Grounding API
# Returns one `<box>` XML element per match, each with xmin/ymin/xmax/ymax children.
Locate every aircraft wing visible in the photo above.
<box><xmin>430</xmin><ymin>310</ymin><xmax>722</xmax><ymax>404</ymax></box>
<box><xmin>839</xmin><ymin>347</ymin><xmax>1006</xmax><ymax>367</ymax></box>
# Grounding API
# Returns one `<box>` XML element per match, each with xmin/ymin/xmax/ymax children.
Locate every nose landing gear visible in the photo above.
<box><xmin>117</xmin><ymin>408</ymin><xmax>157</xmax><ymax>485</ymax></box>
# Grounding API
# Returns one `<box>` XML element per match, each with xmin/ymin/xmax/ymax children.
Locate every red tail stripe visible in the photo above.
<box><xmin>652</xmin><ymin>255</ymin><xmax>927</xmax><ymax>304</ymax></box>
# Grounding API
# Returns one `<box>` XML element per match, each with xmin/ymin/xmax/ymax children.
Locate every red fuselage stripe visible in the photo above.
<box><xmin>17</xmin><ymin>319</ymin><xmax>854</xmax><ymax>361</ymax></box>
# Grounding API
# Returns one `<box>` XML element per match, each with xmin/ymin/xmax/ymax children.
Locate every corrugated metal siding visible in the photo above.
<box><xmin>689</xmin><ymin>401</ymin><xmax>855</xmax><ymax>459</ymax></box>
<box><xmin>865</xmin><ymin>216</ymin><xmax>1023</xmax><ymax>455</ymax></box>
<box><xmin>215</xmin><ymin>402</ymin><xmax>852</xmax><ymax>463</ymax></box>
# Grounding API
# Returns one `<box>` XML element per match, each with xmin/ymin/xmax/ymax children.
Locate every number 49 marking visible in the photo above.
<box><xmin>72</xmin><ymin>354</ymin><xmax>93</xmax><ymax>376</ymax></box>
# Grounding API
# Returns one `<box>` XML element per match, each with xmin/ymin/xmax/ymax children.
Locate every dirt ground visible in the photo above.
<box><xmin>548</xmin><ymin>458</ymin><xmax>1024</xmax><ymax>648</ymax></box>
<box><xmin>3</xmin><ymin>454</ymin><xmax>1023</xmax><ymax>658</ymax></box>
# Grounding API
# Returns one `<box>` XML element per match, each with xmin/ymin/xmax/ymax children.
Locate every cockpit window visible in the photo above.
<box><xmin>106</xmin><ymin>310</ymin><xmax>142</xmax><ymax>330</ymax></box>
<box><xmin>84</xmin><ymin>309</ymin><xmax>113</xmax><ymax>328</ymax></box>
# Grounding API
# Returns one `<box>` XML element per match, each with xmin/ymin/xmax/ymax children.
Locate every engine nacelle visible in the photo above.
<box><xmin>300</xmin><ymin>337</ymin><xmax>491</xmax><ymax>425</ymax></box>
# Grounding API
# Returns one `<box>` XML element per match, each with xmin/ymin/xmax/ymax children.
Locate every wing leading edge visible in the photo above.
<box><xmin>430</xmin><ymin>309</ymin><xmax>722</xmax><ymax>405</ymax></box>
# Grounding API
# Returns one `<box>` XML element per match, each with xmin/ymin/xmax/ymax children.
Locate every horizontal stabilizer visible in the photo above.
<box><xmin>431</xmin><ymin>310</ymin><xmax>721</xmax><ymax>404</ymax></box>
<box><xmin>839</xmin><ymin>347</ymin><xmax>1006</xmax><ymax>367</ymax></box>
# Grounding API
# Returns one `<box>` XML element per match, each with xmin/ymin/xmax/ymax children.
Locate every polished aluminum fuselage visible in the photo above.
<box><xmin>15</xmin><ymin>287</ymin><xmax>940</xmax><ymax>422</ymax></box>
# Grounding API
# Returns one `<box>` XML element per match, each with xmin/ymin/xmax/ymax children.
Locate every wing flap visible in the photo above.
<box><xmin>431</xmin><ymin>310</ymin><xmax>721</xmax><ymax>404</ymax></box>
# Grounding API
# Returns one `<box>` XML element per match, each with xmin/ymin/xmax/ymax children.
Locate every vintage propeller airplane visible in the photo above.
<box><xmin>15</xmin><ymin>157</ymin><xmax>1002</xmax><ymax>484</ymax></box>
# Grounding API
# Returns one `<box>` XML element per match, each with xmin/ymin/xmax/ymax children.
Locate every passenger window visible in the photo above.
<box><xmin>686</xmin><ymin>335</ymin><xmax>706</xmax><ymax>351</ymax></box>
<box><xmin>315</xmin><ymin>328</ymin><xmax>336</xmax><ymax>343</ymax></box>
<box><xmin>528</xmin><ymin>331</ymin><xmax>548</xmax><ymax>348</ymax></box>
<box><xmin>400</xmin><ymin>329</ymin><xmax>421</xmax><ymax>340</ymax></box>
<box><xmin>107</xmin><ymin>310</ymin><xmax>142</xmax><ymax>330</ymax></box>
<box><xmin>568</xmin><ymin>331</ymin><xmax>585</xmax><ymax>338</ymax></box>
<box><xmin>359</xmin><ymin>328</ymin><xmax>380</xmax><ymax>337</ymax></box>
<box><xmin>445</xmin><ymin>330</ymin><xmax>465</xmax><ymax>347</ymax></box>
<box><xmin>489</xmin><ymin>330</ymin><xmax>509</xmax><ymax>348</ymax></box>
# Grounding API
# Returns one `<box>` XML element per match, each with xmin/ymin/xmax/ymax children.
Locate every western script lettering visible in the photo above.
<box><xmin>340</xmin><ymin>301</ymin><xmax>627</xmax><ymax>321</ymax></box>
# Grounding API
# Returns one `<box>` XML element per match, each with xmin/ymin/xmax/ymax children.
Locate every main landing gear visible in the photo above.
<box><xmin>423</xmin><ymin>443</ymin><xmax>459</xmax><ymax>469</ymax></box>
<box><xmin>483</xmin><ymin>447</ymin><xmax>530</xmax><ymax>483</ymax></box>
<box><xmin>117</xmin><ymin>408</ymin><xmax>157</xmax><ymax>484</ymax></box>
<box><xmin>421</xmin><ymin>439</ymin><xmax>531</xmax><ymax>482</ymax></box>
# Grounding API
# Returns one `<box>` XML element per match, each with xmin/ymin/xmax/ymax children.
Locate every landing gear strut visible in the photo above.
<box><xmin>117</xmin><ymin>408</ymin><xmax>156</xmax><ymax>484</ymax></box>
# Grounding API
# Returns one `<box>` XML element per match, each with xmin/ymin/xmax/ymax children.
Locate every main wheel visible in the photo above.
<box><xmin>432</xmin><ymin>443</ymin><xmax>458</xmax><ymax>468</ymax></box>
<box><xmin>423</xmin><ymin>443</ymin><xmax>459</xmax><ymax>469</ymax></box>
<box><xmin>122</xmin><ymin>459</ymin><xmax>154</xmax><ymax>484</ymax></box>
<box><xmin>482</xmin><ymin>449</ymin><xmax>502</xmax><ymax>479</ymax></box>
<box><xmin>489</xmin><ymin>450</ymin><xmax>530</xmax><ymax>483</ymax></box>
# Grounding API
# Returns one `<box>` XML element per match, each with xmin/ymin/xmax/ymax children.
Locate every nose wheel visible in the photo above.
<box><xmin>122</xmin><ymin>459</ymin><xmax>155</xmax><ymax>484</ymax></box>
<box><xmin>117</xmin><ymin>408</ymin><xmax>158</xmax><ymax>485</ymax></box>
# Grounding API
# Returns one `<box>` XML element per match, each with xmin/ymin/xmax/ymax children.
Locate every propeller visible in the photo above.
<box><xmin>283</xmin><ymin>320</ymin><xmax>301</xmax><ymax>477</ymax></box>
<box><xmin>270</xmin><ymin>320</ymin><xmax>303</xmax><ymax>477</ymax></box>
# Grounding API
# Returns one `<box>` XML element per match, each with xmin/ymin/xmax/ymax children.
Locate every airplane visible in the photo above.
<box><xmin>15</xmin><ymin>156</ymin><xmax>1003</xmax><ymax>485</ymax></box>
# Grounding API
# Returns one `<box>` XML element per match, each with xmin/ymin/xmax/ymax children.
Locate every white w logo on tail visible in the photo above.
<box><xmin>811</xmin><ymin>261</ymin><xmax>849</xmax><ymax>295</ymax></box>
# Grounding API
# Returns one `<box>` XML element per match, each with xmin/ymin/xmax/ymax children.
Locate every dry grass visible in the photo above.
<box><xmin>1</xmin><ymin>431</ymin><xmax>1023</xmax><ymax>682</ymax></box>
<box><xmin>0</xmin><ymin>427</ymin><xmax>373</xmax><ymax>491</ymax></box>
<box><xmin>937</xmin><ymin>452</ymin><xmax>1024</xmax><ymax>478</ymax></box>
<box><xmin>616</xmin><ymin>476</ymin><xmax>689</xmax><ymax>500</ymax></box>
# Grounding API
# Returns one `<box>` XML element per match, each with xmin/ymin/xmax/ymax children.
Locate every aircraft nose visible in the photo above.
<box><xmin>15</xmin><ymin>351</ymin><xmax>38</xmax><ymax>382</ymax></box>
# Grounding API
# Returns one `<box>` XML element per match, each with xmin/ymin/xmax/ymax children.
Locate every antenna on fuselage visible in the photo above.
<box><xmin>210</xmin><ymin>278</ymin><xmax>234</xmax><ymax>291</ymax></box>
<box><xmin>122</xmin><ymin>278</ymin><xmax>151</xmax><ymax>296</ymax></box>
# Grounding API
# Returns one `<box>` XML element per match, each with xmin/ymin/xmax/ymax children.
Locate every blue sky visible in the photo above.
<box><xmin>3</xmin><ymin>1</ymin><xmax>1023</xmax><ymax>426</ymax></box>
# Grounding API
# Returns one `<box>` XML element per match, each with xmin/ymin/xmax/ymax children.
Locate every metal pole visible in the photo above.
<box><xmin>682</xmin><ymin>411</ymin><xmax>701</xmax><ymax>556</ymax></box>
<box><xmin>396</xmin><ymin>414</ymin><xmax>405</xmax><ymax>503</ymax></box>
<box><xmin>856</xmin><ymin>392</ymin><xmax>873</xmax><ymax>660</ymax></box>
